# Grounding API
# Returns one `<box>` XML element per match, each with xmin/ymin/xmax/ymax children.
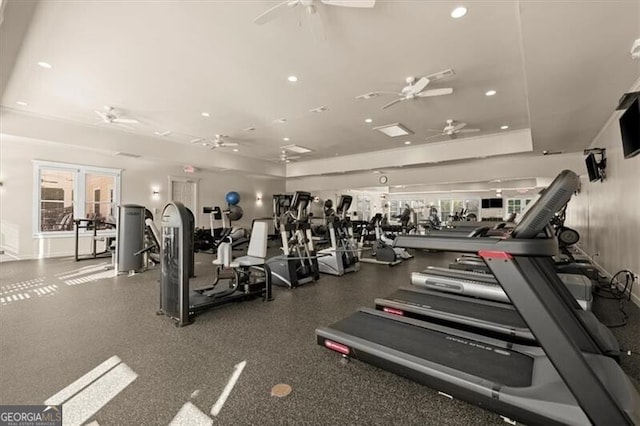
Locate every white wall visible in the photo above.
<box><xmin>0</xmin><ymin>134</ymin><xmax>285</xmax><ymax>260</ymax></box>
<box><xmin>565</xmin><ymin>114</ymin><xmax>640</xmax><ymax>305</ymax></box>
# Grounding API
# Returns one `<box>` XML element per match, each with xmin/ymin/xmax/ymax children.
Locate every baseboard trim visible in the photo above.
<box><xmin>0</xmin><ymin>251</ymin><xmax>76</xmax><ymax>262</ymax></box>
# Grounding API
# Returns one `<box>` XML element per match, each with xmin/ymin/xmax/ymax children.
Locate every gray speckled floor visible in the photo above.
<box><xmin>1</xmin><ymin>249</ymin><xmax>638</xmax><ymax>425</ymax></box>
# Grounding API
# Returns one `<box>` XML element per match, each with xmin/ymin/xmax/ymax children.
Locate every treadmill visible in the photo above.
<box><xmin>452</xmin><ymin>252</ymin><xmax>600</xmax><ymax>281</ymax></box>
<box><xmin>410</xmin><ymin>266</ymin><xmax>593</xmax><ymax>310</ymax></box>
<box><xmin>316</xmin><ymin>170</ymin><xmax>640</xmax><ymax>425</ymax></box>
<box><xmin>374</xmin><ymin>284</ymin><xmax>613</xmax><ymax>352</ymax></box>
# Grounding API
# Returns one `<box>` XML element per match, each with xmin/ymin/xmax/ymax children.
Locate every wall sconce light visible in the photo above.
<box><xmin>152</xmin><ymin>188</ymin><xmax>160</xmax><ymax>198</ymax></box>
<box><xmin>256</xmin><ymin>194</ymin><xmax>263</xmax><ymax>203</ymax></box>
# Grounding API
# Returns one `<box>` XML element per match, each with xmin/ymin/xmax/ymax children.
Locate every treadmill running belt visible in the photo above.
<box><xmin>389</xmin><ymin>289</ymin><xmax>526</xmax><ymax>329</ymax></box>
<box><xmin>330</xmin><ymin>311</ymin><xmax>533</xmax><ymax>387</ymax></box>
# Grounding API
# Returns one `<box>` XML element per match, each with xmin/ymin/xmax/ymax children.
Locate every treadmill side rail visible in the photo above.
<box><xmin>393</xmin><ymin>235</ymin><xmax>558</xmax><ymax>257</ymax></box>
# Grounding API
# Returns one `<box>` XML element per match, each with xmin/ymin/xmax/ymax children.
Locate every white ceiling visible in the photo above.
<box><xmin>1</xmin><ymin>0</ymin><xmax>639</xmax><ymax>170</ymax></box>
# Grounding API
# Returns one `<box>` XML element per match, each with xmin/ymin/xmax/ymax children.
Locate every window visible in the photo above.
<box><xmin>439</xmin><ymin>199</ymin><xmax>465</xmax><ymax>222</ymax></box>
<box><xmin>34</xmin><ymin>161</ymin><xmax>121</xmax><ymax>235</ymax></box>
<box><xmin>354</xmin><ymin>195</ymin><xmax>371</xmax><ymax>221</ymax></box>
<box><xmin>506</xmin><ymin>198</ymin><xmax>534</xmax><ymax>215</ymax></box>
<box><xmin>388</xmin><ymin>199</ymin><xmax>425</xmax><ymax>223</ymax></box>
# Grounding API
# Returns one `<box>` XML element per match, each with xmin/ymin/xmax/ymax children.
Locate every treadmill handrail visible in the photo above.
<box><xmin>393</xmin><ymin>234</ymin><xmax>558</xmax><ymax>256</ymax></box>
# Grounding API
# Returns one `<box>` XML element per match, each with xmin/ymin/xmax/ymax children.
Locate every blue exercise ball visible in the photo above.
<box><xmin>226</xmin><ymin>191</ymin><xmax>241</xmax><ymax>206</ymax></box>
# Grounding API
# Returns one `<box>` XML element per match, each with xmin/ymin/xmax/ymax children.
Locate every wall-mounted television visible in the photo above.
<box><xmin>585</xmin><ymin>153</ymin><xmax>600</xmax><ymax>182</ymax></box>
<box><xmin>481</xmin><ymin>198</ymin><xmax>504</xmax><ymax>209</ymax></box>
<box><xmin>620</xmin><ymin>97</ymin><xmax>640</xmax><ymax>159</ymax></box>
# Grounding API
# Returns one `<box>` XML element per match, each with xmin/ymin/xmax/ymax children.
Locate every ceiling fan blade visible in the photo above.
<box><xmin>308</xmin><ymin>7</ymin><xmax>326</xmax><ymax>41</ymax></box>
<box><xmin>321</xmin><ymin>0</ymin><xmax>375</xmax><ymax>7</ymax></box>
<box><xmin>425</xmin><ymin>128</ymin><xmax>444</xmax><ymax>133</ymax></box>
<box><xmin>223</xmin><ymin>142</ymin><xmax>239</xmax><ymax>147</ymax></box>
<box><xmin>416</xmin><ymin>88</ymin><xmax>453</xmax><ymax>98</ymax></box>
<box><xmin>94</xmin><ymin>110</ymin><xmax>110</xmax><ymax>121</ymax></box>
<box><xmin>425</xmin><ymin>68</ymin><xmax>455</xmax><ymax>81</ymax></box>
<box><xmin>355</xmin><ymin>91</ymin><xmax>396</xmax><ymax>100</ymax></box>
<box><xmin>190</xmin><ymin>138</ymin><xmax>204</xmax><ymax>144</ymax></box>
<box><xmin>458</xmin><ymin>128</ymin><xmax>481</xmax><ymax>133</ymax></box>
<box><xmin>112</xmin><ymin>118</ymin><xmax>139</xmax><ymax>124</ymax></box>
<box><xmin>381</xmin><ymin>98</ymin><xmax>405</xmax><ymax>110</ymax></box>
<box><xmin>425</xmin><ymin>133</ymin><xmax>446</xmax><ymax>140</ymax></box>
<box><xmin>452</xmin><ymin>122</ymin><xmax>467</xmax><ymax>131</ymax></box>
<box><xmin>411</xmin><ymin>77</ymin><xmax>430</xmax><ymax>95</ymax></box>
<box><xmin>254</xmin><ymin>0</ymin><xmax>295</xmax><ymax>25</ymax></box>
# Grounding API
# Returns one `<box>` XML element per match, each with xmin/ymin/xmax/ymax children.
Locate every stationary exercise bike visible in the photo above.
<box><xmin>359</xmin><ymin>214</ymin><xmax>412</xmax><ymax>266</ymax></box>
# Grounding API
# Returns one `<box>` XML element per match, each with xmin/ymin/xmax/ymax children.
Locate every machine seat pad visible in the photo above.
<box><xmin>230</xmin><ymin>256</ymin><xmax>265</xmax><ymax>267</ymax></box>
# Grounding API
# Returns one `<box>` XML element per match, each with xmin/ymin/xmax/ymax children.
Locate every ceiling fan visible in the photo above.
<box><xmin>254</xmin><ymin>0</ymin><xmax>375</xmax><ymax>26</ymax></box>
<box><xmin>208</xmin><ymin>135</ymin><xmax>239</xmax><ymax>150</ymax></box>
<box><xmin>94</xmin><ymin>106</ymin><xmax>139</xmax><ymax>125</ymax></box>
<box><xmin>191</xmin><ymin>135</ymin><xmax>239</xmax><ymax>149</ymax></box>
<box><xmin>277</xmin><ymin>150</ymin><xmax>301</xmax><ymax>163</ymax></box>
<box><xmin>425</xmin><ymin>119</ymin><xmax>480</xmax><ymax>140</ymax></box>
<box><xmin>356</xmin><ymin>69</ymin><xmax>454</xmax><ymax>110</ymax></box>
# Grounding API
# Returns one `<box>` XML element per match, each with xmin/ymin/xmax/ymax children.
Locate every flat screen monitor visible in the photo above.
<box><xmin>481</xmin><ymin>198</ymin><xmax>503</xmax><ymax>209</ymax></box>
<box><xmin>620</xmin><ymin>98</ymin><xmax>640</xmax><ymax>159</ymax></box>
<box><xmin>585</xmin><ymin>153</ymin><xmax>600</xmax><ymax>182</ymax></box>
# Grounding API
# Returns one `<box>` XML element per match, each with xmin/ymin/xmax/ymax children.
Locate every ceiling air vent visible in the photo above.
<box><xmin>280</xmin><ymin>144</ymin><xmax>312</xmax><ymax>154</ymax></box>
<box><xmin>373</xmin><ymin>123</ymin><xmax>413</xmax><ymax>138</ymax></box>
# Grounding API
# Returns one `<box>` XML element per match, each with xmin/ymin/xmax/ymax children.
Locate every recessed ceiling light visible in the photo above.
<box><xmin>37</xmin><ymin>61</ymin><xmax>53</xmax><ymax>69</ymax></box>
<box><xmin>233</xmin><ymin>148</ymin><xmax>239</xmax><ymax>152</ymax></box>
<box><xmin>485</xmin><ymin>89</ymin><xmax>497</xmax><ymax>96</ymax></box>
<box><xmin>404</xmin><ymin>141</ymin><xmax>412</xmax><ymax>145</ymax></box>
<box><xmin>310</xmin><ymin>106</ymin><xmax>328</xmax><ymax>113</ymax></box>
<box><xmin>201</xmin><ymin>112</ymin><xmax>210</xmax><ymax>117</ymax></box>
<box><xmin>451</xmin><ymin>6</ymin><xmax>467</xmax><ymax>18</ymax></box>
<box><xmin>274</xmin><ymin>117</ymin><xmax>287</xmax><ymax>124</ymax></box>
<box><xmin>154</xmin><ymin>131</ymin><xmax>171</xmax><ymax>137</ymax></box>
<box><xmin>283</xmin><ymin>137</ymin><xmax>290</xmax><ymax>141</ymax></box>
<box><xmin>365</xmin><ymin>118</ymin><xmax>373</xmax><ymax>123</ymax></box>
<box><xmin>16</xmin><ymin>101</ymin><xmax>28</xmax><ymax>106</ymax></box>
<box><xmin>500</xmin><ymin>125</ymin><xmax>509</xmax><ymax>130</ymax></box>
<box><xmin>243</xmin><ymin>126</ymin><xmax>256</xmax><ymax>132</ymax></box>
<box><xmin>287</xmin><ymin>75</ymin><xmax>298</xmax><ymax>82</ymax></box>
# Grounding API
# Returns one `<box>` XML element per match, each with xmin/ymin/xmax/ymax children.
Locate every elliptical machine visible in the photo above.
<box><xmin>266</xmin><ymin>191</ymin><xmax>320</xmax><ymax>288</ymax></box>
<box><xmin>317</xmin><ymin>195</ymin><xmax>360</xmax><ymax>276</ymax></box>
